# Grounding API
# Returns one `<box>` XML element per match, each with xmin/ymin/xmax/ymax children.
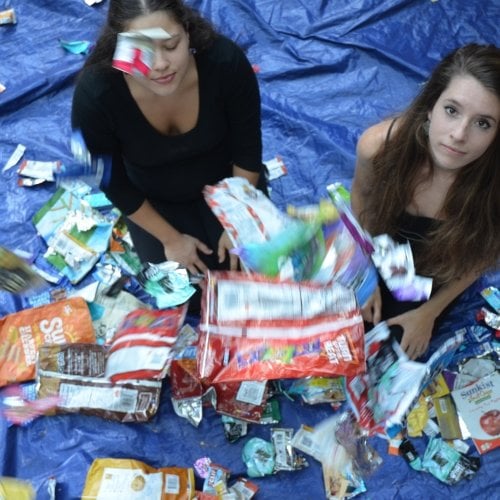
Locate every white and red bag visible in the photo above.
<box><xmin>105</xmin><ymin>304</ymin><xmax>187</xmax><ymax>383</ymax></box>
<box><xmin>197</xmin><ymin>271</ymin><xmax>365</xmax><ymax>384</ymax></box>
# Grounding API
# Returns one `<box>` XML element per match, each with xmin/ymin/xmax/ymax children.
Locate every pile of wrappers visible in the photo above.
<box><xmin>0</xmin><ymin>172</ymin><xmax>499</xmax><ymax>499</ymax></box>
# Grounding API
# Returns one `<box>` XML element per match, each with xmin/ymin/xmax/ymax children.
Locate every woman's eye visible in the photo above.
<box><xmin>444</xmin><ymin>105</ymin><xmax>457</xmax><ymax>116</ymax></box>
<box><xmin>476</xmin><ymin>119</ymin><xmax>491</xmax><ymax>130</ymax></box>
<box><xmin>162</xmin><ymin>44</ymin><xmax>178</xmax><ymax>51</ymax></box>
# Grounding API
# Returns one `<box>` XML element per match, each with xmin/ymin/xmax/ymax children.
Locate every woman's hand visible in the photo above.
<box><xmin>361</xmin><ymin>286</ymin><xmax>382</xmax><ymax>324</ymax></box>
<box><xmin>217</xmin><ymin>231</ymin><xmax>239</xmax><ymax>270</ymax></box>
<box><xmin>387</xmin><ymin>306</ymin><xmax>435</xmax><ymax>360</ymax></box>
<box><xmin>163</xmin><ymin>234</ymin><xmax>212</xmax><ymax>275</ymax></box>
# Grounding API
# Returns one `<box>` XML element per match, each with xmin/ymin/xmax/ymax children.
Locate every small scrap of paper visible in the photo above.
<box><xmin>2</xmin><ymin>144</ymin><xmax>26</xmax><ymax>172</ymax></box>
<box><xmin>84</xmin><ymin>0</ymin><xmax>103</xmax><ymax>6</ymax></box>
<box><xmin>264</xmin><ymin>156</ymin><xmax>287</xmax><ymax>180</ymax></box>
<box><xmin>0</xmin><ymin>82</ymin><xmax>6</xmax><ymax>93</ymax></box>
<box><xmin>60</xmin><ymin>40</ymin><xmax>93</xmax><ymax>55</ymax></box>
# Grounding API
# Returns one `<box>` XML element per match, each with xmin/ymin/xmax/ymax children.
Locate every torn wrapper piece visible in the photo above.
<box><xmin>264</xmin><ymin>156</ymin><xmax>287</xmax><ymax>180</ymax></box>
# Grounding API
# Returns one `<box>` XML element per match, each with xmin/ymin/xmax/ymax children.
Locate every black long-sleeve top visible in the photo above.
<box><xmin>71</xmin><ymin>35</ymin><xmax>264</xmax><ymax>215</ymax></box>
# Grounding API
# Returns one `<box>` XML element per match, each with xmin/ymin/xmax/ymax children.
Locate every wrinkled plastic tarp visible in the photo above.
<box><xmin>0</xmin><ymin>0</ymin><xmax>499</xmax><ymax>498</ymax></box>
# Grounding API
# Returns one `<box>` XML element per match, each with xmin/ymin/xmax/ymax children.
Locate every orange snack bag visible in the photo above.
<box><xmin>0</xmin><ymin>297</ymin><xmax>95</xmax><ymax>386</ymax></box>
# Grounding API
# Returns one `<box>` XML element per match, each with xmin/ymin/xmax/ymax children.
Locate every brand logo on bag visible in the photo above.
<box><xmin>39</xmin><ymin>317</ymin><xmax>65</xmax><ymax>344</ymax></box>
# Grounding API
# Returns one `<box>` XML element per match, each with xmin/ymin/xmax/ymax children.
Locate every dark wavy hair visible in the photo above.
<box><xmin>84</xmin><ymin>0</ymin><xmax>217</xmax><ymax>68</ymax></box>
<box><xmin>360</xmin><ymin>43</ymin><xmax>500</xmax><ymax>283</ymax></box>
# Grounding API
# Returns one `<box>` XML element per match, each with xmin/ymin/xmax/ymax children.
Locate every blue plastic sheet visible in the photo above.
<box><xmin>1</xmin><ymin>0</ymin><xmax>499</xmax><ymax>498</ymax></box>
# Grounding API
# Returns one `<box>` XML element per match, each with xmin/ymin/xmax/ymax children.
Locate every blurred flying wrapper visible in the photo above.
<box><xmin>0</xmin><ymin>246</ymin><xmax>44</xmax><ymax>294</ymax></box>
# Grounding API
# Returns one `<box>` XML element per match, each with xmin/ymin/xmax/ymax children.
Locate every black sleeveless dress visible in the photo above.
<box><xmin>379</xmin><ymin>211</ymin><xmax>440</xmax><ymax>341</ymax></box>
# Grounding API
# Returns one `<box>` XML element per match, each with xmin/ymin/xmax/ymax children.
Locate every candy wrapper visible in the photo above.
<box><xmin>112</xmin><ymin>28</ymin><xmax>173</xmax><ymax>77</ymax></box>
<box><xmin>323</xmin><ymin>185</ymin><xmax>379</xmax><ymax>306</ymax></box>
<box><xmin>202</xmin><ymin>463</ymin><xmax>230</xmax><ymax>497</ymax></box>
<box><xmin>137</xmin><ymin>261</ymin><xmax>196</xmax><ymax>308</ymax></box>
<box><xmin>170</xmin><ymin>327</ymin><xmax>205</xmax><ymax>427</ymax></box>
<box><xmin>326</xmin><ymin>183</ymin><xmax>374</xmax><ymax>255</ymax></box>
<box><xmin>213</xmin><ymin>381</ymin><xmax>270</xmax><ymax>423</ymax></box>
<box><xmin>371</xmin><ymin>234</ymin><xmax>433</xmax><ymax>301</ymax></box>
<box><xmin>418</xmin><ymin>437</ymin><xmax>480</xmax><ymax>485</ymax></box>
<box><xmin>477</xmin><ymin>307</ymin><xmax>500</xmax><ymax>333</ymax></box>
<box><xmin>345</xmin><ymin>322</ymin><xmax>464</xmax><ymax>436</ymax></box>
<box><xmin>226</xmin><ymin>477</ymin><xmax>259</xmax><ymax>499</ymax></box>
<box><xmin>287</xmin><ymin>376</ymin><xmax>346</xmax><ymax>406</ymax></box>
<box><xmin>271</xmin><ymin>428</ymin><xmax>308</xmax><ymax>472</ymax></box>
<box><xmin>242</xmin><ymin>437</ymin><xmax>275</xmax><ymax>477</ymax></box>
<box><xmin>197</xmin><ymin>271</ymin><xmax>365</xmax><ymax>384</ymax></box>
<box><xmin>0</xmin><ymin>8</ymin><xmax>16</xmax><ymax>25</ymax></box>
<box><xmin>222</xmin><ymin>415</ymin><xmax>248</xmax><ymax>443</ymax></box>
<box><xmin>481</xmin><ymin>286</ymin><xmax>500</xmax><ymax>313</ymax></box>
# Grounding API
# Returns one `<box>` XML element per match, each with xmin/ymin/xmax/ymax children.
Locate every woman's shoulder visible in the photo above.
<box><xmin>199</xmin><ymin>35</ymin><xmax>248</xmax><ymax>66</ymax></box>
<box><xmin>356</xmin><ymin>118</ymin><xmax>398</xmax><ymax>160</ymax></box>
<box><xmin>75</xmin><ymin>65</ymin><xmax>122</xmax><ymax>98</ymax></box>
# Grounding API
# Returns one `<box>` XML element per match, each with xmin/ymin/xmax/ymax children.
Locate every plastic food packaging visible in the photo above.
<box><xmin>197</xmin><ymin>271</ymin><xmax>365</xmax><ymax>384</ymax></box>
<box><xmin>105</xmin><ymin>305</ymin><xmax>187</xmax><ymax>382</ymax></box>
<box><xmin>36</xmin><ymin>343</ymin><xmax>162</xmax><ymax>423</ymax></box>
<box><xmin>0</xmin><ymin>297</ymin><xmax>95</xmax><ymax>387</ymax></box>
<box><xmin>346</xmin><ymin>322</ymin><xmax>464</xmax><ymax>436</ymax></box>
<box><xmin>81</xmin><ymin>458</ymin><xmax>196</xmax><ymax>499</ymax></box>
<box><xmin>242</xmin><ymin>437</ymin><xmax>276</xmax><ymax>477</ymax></box>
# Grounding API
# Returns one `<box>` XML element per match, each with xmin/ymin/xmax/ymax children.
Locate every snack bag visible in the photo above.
<box><xmin>197</xmin><ymin>271</ymin><xmax>365</xmax><ymax>384</ymax></box>
<box><xmin>81</xmin><ymin>458</ymin><xmax>196</xmax><ymax>500</ymax></box>
<box><xmin>0</xmin><ymin>297</ymin><xmax>95</xmax><ymax>386</ymax></box>
<box><xmin>104</xmin><ymin>305</ymin><xmax>187</xmax><ymax>382</ymax></box>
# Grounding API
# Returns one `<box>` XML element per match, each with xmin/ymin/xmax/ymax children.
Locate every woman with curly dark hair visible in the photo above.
<box><xmin>352</xmin><ymin>43</ymin><xmax>500</xmax><ymax>359</ymax></box>
<box><xmin>72</xmin><ymin>0</ymin><xmax>266</xmax><ymax>307</ymax></box>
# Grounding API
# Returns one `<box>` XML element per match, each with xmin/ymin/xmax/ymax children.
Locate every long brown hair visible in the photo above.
<box><xmin>361</xmin><ymin>43</ymin><xmax>500</xmax><ymax>283</ymax></box>
<box><xmin>84</xmin><ymin>0</ymin><xmax>217</xmax><ymax>68</ymax></box>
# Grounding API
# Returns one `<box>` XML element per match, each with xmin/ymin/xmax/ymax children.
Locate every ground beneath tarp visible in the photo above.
<box><xmin>0</xmin><ymin>1</ymin><xmax>499</xmax><ymax>498</ymax></box>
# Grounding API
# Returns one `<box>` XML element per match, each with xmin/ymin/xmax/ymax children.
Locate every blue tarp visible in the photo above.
<box><xmin>1</xmin><ymin>0</ymin><xmax>499</xmax><ymax>498</ymax></box>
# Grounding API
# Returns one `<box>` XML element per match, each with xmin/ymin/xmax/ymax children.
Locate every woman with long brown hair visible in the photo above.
<box><xmin>352</xmin><ymin>43</ymin><xmax>500</xmax><ymax>359</ymax></box>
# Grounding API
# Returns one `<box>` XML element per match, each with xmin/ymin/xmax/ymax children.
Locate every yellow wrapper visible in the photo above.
<box><xmin>0</xmin><ymin>477</ymin><xmax>35</xmax><ymax>500</ymax></box>
<box><xmin>407</xmin><ymin>396</ymin><xmax>429</xmax><ymax>437</ymax></box>
<box><xmin>82</xmin><ymin>458</ymin><xmax>196</xmax><ymax>500</ymax></box>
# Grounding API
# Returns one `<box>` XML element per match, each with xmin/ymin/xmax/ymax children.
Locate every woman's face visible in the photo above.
<box><xmin>124</xmin><ymin>10</ymin><xmax>192</xmax><ymax>97</ymax></box>
<box><xmin>427</xmin><ymin>74</ymin><xmax>499</xmax><ymax>173</ymax></box>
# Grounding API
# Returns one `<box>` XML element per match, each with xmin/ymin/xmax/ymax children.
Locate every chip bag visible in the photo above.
<box><xmin>197</xmin><ymin>271</ymin><xmax>365</xmax><ymax>384</ymax></box>
<box><xmin>81</xmin><ymin>458</ymin><xmax>196</xmax><ymax>500</ymax></box>
<box><xmin>0</xmin><ymin>297</ymin><xmax>95</xmax><ymax>386</ymax></box>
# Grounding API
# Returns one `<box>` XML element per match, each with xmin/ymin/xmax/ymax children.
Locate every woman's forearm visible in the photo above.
<box><xmin>233</xmin><ymin>164</ymin><xmax>260</xmax><ymax>186</ymax></box>
<box><xmin>419</xmin><ymin>270</ymin><xmax>480</xmax><ymax>320</ymax></box>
